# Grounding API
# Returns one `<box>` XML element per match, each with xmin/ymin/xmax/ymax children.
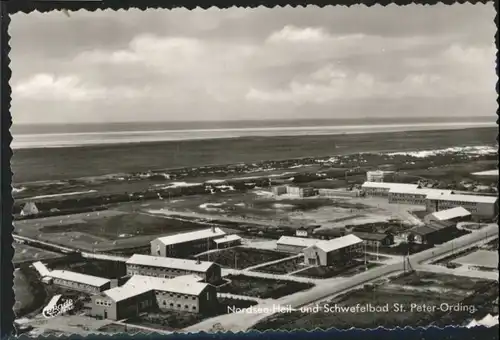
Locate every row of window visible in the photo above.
<box><xmin>54</xmin><ymin>279</ymin><xmax>97</xmax><ymax>291</ymax></box>
<box><xmin>159</xmin><ymin>300</ymin><xmax>197</xmax><ymax>310</ymax></box>
<box><xmin>95</xmin><ymin>299</ymin><xmax>112</xmax><ymax>307</ymax></box>
<box><xmin>155</xmin><ymin>291</ymin><xmax>197</xmax><ymax>300</ymax></box>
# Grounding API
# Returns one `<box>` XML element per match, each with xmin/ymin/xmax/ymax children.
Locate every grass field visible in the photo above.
<box><xmin>197</xmin><ymin>247</ymin><xmax>290</xmax><ymax>269</ymax></box>
<box><xmin>13</xmin><ymin>127</ymin><xmax>496</xmax><ymax>183</ymax></box>
<box><xmin>14</xmin><ymin>210</ymin><xmax>212</xmax><ymax>252</ymax></box>
<box><xmin>13</xmin><ymin>243</ymin><xmax>64</xmax><ymax>264</ymax></box>
<box><xmin>252</xmin><ymin>271</ymin><xmax>495</xmax><ymax>330</ymax></box>
<box><xmin>219</xmin><ymin>274</ymin><xmax>314</xmax><ymax>299</ymax></box>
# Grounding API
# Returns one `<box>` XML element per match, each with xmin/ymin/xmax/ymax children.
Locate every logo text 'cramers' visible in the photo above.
<box><xmin>42</xmin><ymin>299</ymin><xmax>75</xmax><ymax>318</ymax></box>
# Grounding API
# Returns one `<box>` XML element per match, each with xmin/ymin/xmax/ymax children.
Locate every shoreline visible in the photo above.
<box><xmin>11</xmin><ymin>123</ymin><xmax>496</xmax><ymax>150</ymax></box>
<box><xmin>12</xmin><ymin>127</ymin><xmax>497</xmax><ymax>183</ymax></box>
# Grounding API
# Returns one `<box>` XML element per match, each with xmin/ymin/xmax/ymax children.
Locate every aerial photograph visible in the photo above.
<box><xmin>8</xmin><ymin>3</ymin><xmax>499</xmax><ymax>336</ymax></box>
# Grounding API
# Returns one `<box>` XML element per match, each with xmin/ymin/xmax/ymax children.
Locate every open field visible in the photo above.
<box><xmin>451</xmin><ymin>250</ymin><xmax>498</xmax><ymax>270</ymax></box>
<box><xmin>49</xmin><ymin>259</ymin><xmax>127</xmax><ymax>279</ymax></box>
<box><xmin>127</xmin><ymin>297</ymin><xmax>258</xmax><ymax>331</ymax></box>
<box><xmin>13</xmin><ymin>127</ymin><xmax>496</xmax><ymax>183</ymax></box>
<box><xmin>219</xmin><ymin>274</ymin><xmax>314</xmax><ymax>299</ymax></box>
<box><xmin>197</xmin><ymin>247</ymin><xmax>290</xmax><ymax>269</ymax></box>
<box><xmin>293</xmin><ymin>261</ymin><xmax>381</xmax><ymax>279</ymax></box>
<box><xmin>13</xmin><ymin>243</ymin><xmax>64</xmax><ymax>264</ymax></box>
<box><xmin>252</xmin><ymin>271</ymin><xmax>496</xmax><ymax>330</ymax></box>
<box><xmin>14</xmin><ymin>210</ymin><xmax>217</xmax><ymax>252</ymax></box>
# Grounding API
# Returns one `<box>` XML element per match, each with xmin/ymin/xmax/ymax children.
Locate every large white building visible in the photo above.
<box><xmin>91</xmin><ymin>274</ymin><xmax>217</xmax><ymax>320</ymax></box>
<box><xmin>151</xmin><ymin>227</ymin><xmax>227</xmax><ymax>257</ymax></box>
<box><xmin>126</xmin><ymin>254</ymin><xmax>222</xmax><ymax>283</ymax></box>
<box><xmin>303</xmin><ymin>234</ymin><xmax>363</xmax><ymax>266</ymax></box>
<box><xmin>426</xmin><ymin>192</ymin><xmax>498</xmax><ymax>219</ymax></box>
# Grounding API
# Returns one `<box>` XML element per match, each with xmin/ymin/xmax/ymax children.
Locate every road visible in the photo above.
<box><xmin>184</xmin><ymin>223</ymin><xmax>498</xmax><ymax>333</ymax></box>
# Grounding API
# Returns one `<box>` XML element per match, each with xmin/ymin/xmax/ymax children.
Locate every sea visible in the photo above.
<box><xmin>10</xmin><ymin>117</ymin><xmax>496</xmax><ymax>150</ymax></box>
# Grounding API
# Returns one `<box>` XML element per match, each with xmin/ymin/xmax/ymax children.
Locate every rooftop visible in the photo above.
<box><xmin>389</xmin><ymin>186</ymin><xmax>452</xmax><ymax>196</ymax></box>
<box><xmin>311</xmin><ymin>234</ymin><xmax>363</xmax><ymax>253</ymax></box>
<box><xmin>213</xmin><ymin>234</ymin><xmax>242</xmax><ymax>244</ymax></box>
<box><xmin>361</xmin><ymin>182</ymin><xmax>419</xmax><ymax>190</ymax></box>
<box><xmin>426</xmin><ymin>192</ymin><xmax>498</xmax><ymax>204</ymax></box>
<box><xmin>49</xmin><ymin>270</ymin><xmax>111</xmax><ymax>287</ymax></box>
<box><xmin>104</xmin><ymin>274</ymin><xmax>208</xmax><ymax>302</ymax></box>
<box><xmin>32</xmin><ymin>261</ymin><xmax>51</xmax><ymax>277</ymax></box>
<box><xmin>431</xmin><ymin>207</ymin><xmax>471</xmax><ymax>221</ymax></box>
<box><xmin>127</xmin><ymin>254</ymin><xmax>215</xmax><ymax>272</ymax></box>
<box><xmin>156</xmin><ymin>227</ymin><xmax>226</xmax><ymax>246</ymax></box>
<box><xmin>277</xmin><ymin>236</ymin><xmax>321</xmax><ymax>248</ymax></box>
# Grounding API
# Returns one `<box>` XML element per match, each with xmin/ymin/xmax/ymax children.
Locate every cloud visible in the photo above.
<box><xmin>9</xmin><ymin>5</ymin><xmax>496</xmax><ymax>123</ymax></box>
<box><xmin>13</xmin><ymin>73</ymin><xmax>151</xmax><ymax>102</ymax></box>
<box><xmin>13</xmin><ymin>74</ymin><xmax>106</xmax><ymax>101</ymax></box>
<box><xmin>266</xmin><ymin>25</ymin><xmax>332</xmax><ymax>43</ymax></box>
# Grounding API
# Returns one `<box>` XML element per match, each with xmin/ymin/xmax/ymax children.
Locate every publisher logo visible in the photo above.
<box><xmin>42</xmin><ymin>299</ymin><xmax>75</xmax><ymax>318</ymax></box>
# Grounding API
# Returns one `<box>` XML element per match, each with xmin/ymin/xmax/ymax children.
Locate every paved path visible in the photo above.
<box><xmin>221</xmin><ymin>268</ymin><xmax>316</xmax><ymax>284</ymax></box>
<box><xmin>110</xmin><ymin>320</ymin><xmax>172</xmax><ymax>334</ymax></box>
<box><xmin>184</xmin><ymin>223</ymin><xmax>499</xmax><ymax>333</ymax></box>
<box><xmin>82</xmin><ymin>252</ymin><xmax>129</xmax><ymax>262</ymax></box>
<box><xmin>245</xmin><ymin>254</ymin><xmax>303</xmax><ymax>271</ymax></box>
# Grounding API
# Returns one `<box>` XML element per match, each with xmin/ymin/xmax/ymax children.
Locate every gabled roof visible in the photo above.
<box><xmin>156</xmin><ymin>227</ymin><xmax>226</xmax><ymax>246</ymax></box>
<box><xmin>277</xmin><ymin>236</ymin><xmax>321</xmax><ymax>248</ymax></box>
<box><xmin>49</xmin><ymin>270</ymin><xmax>110</xmax><ymax>287</ymax></box>
<box><xmin>426</xmin><ymin>192</ymin><xmax>498</xmax><ymax>204</ymax></box>
<box><xmin>310</xmin><ymin>234</ymin><xmax>363</xmax><ymax>253</ymax></box>
<box><xmin>32</xmin><ymin>261</ymin><xmax>51</xmax><ymax>277</ymax></box>
<box><xmin>127</xmin><ymin>254</ymin><xmax>215</xmax><ymax>272</ymax></box>
<box><xmin>431</xmin><ymin>207</ymin><xmax>471</xmax><ymax>221</ymax></box>
<box><xmin>103</xmin><ymin>274</ymin><xmax>208</xmax><ymax>302</ymax></box>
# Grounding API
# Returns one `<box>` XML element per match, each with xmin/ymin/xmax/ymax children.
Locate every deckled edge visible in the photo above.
<box><xmin>2</xmin><ymin>0</ymin><xmax>498</xmax><ymax>338</ymax></box>
<box><xmin>3</xmin><ymin>0</ymin><xmax>493</xmax><ymax>15</ymax></box>
<box><xmin>1</xmin><ymin>0</ymin><xmax>15</xmax><ymax>339</ymax></box>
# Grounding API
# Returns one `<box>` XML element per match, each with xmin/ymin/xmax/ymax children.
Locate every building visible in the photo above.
<box><xmin>425</xmin><ymin>192</ymin><xmax>498</xmax><ymax>219</ymax></box>
<box><xmin>20</xmin><ymin>202</ymin><xmax>39</xmax><ymax>216</ymax></box>
<box><xmin>361</xmin><ymin>182</ymin><xmax>419</xmax><ymax>197</ymax></box>
<box><xmin>126</xmin><ymin>254</ymin><xmax>222</xmax><ymax>284</ymax></box>
<box><xmin>151</xmin><ymin>227</ymin><xmax>226</xmax><ymax>258</ymax></box>
<box><xmin>49</xmin><ymin>270</ymin><xmax>111</xmax><ymax>294</ymax></box>
<box><xmin>303</xmin><ymin>234</ymin><xmax>363</xmax><ymax>266</ymax></box>
<box><xmin>276</xmin><ymin>236</ymin><xmax>321</xmax><ymax>253</ymax></box>
<box><xmin>317</xmin><ymin>188</ymin><xmax>360</xmax><ymax>198</ymax></box>
<box><xmin>424</xmin><ymin>207</ymin><xmax>472</xmax><ymax>226</ymax></box>
<box><xmin>271</xmin><ymin>186</ymin><xmax>288</xmax><ymax>196</ymax></box>
<box><xmin>351</xmin><ymin>232</ymin><xmax>394</xmax><ymax>247</ymax></box>
<box><xmin>388</xmin><ymin>186</ymin><xmax>452</xmax><ymax>206</ymax></box>
<box><xmin>91</xmin><ymin>274</ymin><xmax>217</xmax><ymax>320</ymax></box>
<box><xmin>407</xmin><ymin>223</ymin><xmax>456</xmax><ymax>245</ymax></box>
<box><xmin>366</xmin><ymin>170</ymin><xmax>396</xmax><ymax>183</ymax></box>
<box><xmin>286</xmin><ymin>186</ymin><xmax>316</xmax><ymax>198</ymax></box>
<box><xmin>295</xmin><ymin>226</ymin><xmax>319</xmax><ymax>238</ymax></box>
<box><xmin>213</xmin><ymin>234</ymin><xmax>242</xmax><ymax>249</ymax></box>
<box><xmin>33</xmin><ymin>261</ymin><xmax>111</xmax><ymax>293</ymax></box>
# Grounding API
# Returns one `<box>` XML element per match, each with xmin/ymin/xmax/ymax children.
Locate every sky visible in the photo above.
<box><xmin>9</xmin><ymin>4</ymin><xmax>497</xmax><ymax>124</ymax></box>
